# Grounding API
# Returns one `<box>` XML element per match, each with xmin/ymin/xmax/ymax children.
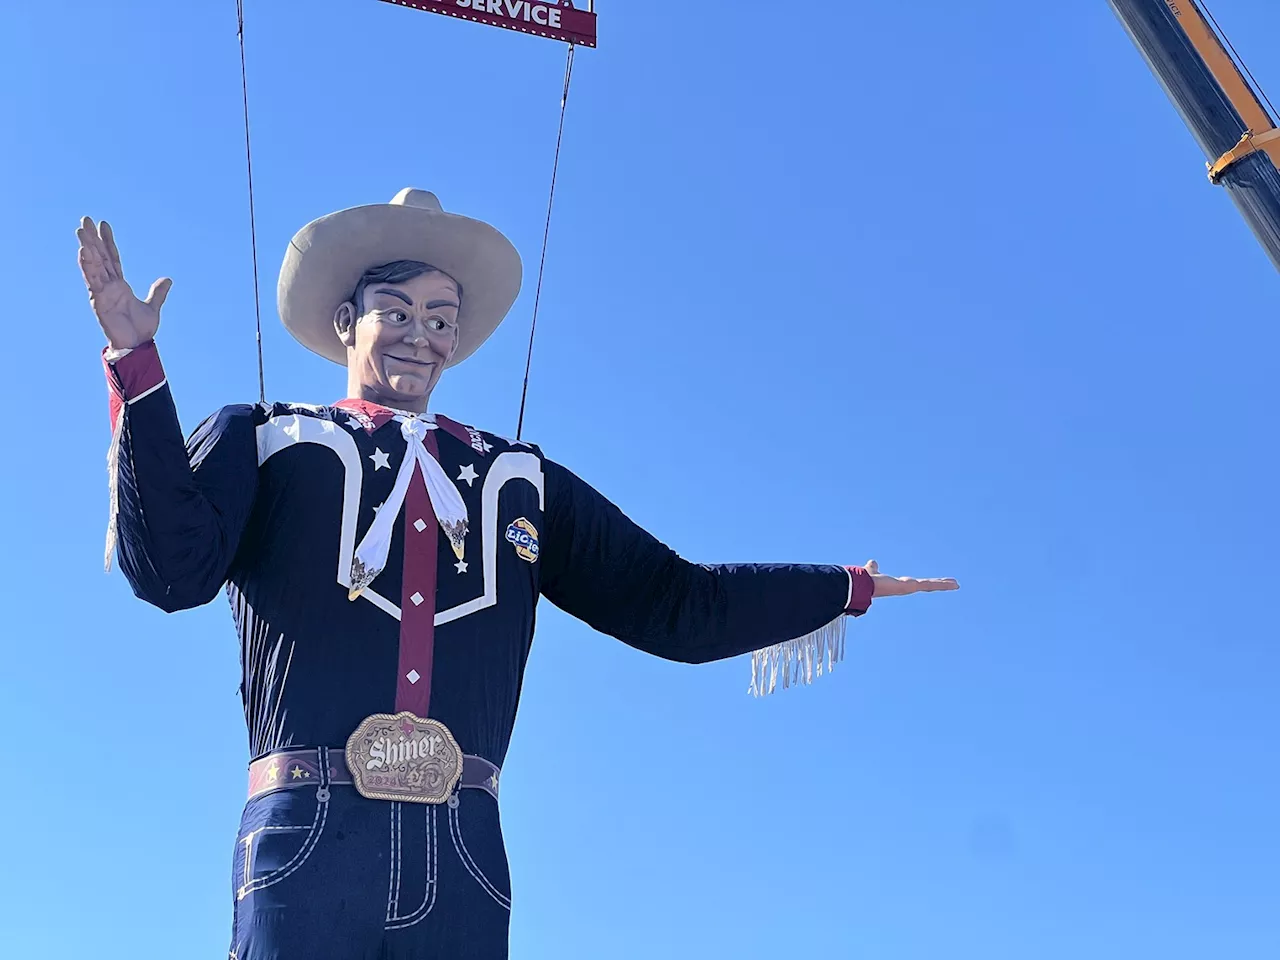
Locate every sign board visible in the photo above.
<box><xmin>377</xmin><ymin>0</ymin><xmax>597</xmax><ymax>48</ymax></box>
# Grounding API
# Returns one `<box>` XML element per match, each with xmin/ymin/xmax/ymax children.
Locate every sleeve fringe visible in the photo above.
<box><xmin>748</xmin><ymin>615</ymin><xmax>847</xmax><ymax>698</ymax></box>
<box><xmin>104</xmin><ymin>404</ymin><xmax>125</xmax><ymax>573</ymax></box>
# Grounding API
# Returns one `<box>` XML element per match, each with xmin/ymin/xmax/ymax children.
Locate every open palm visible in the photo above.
<box><xmin>77</xmin><ymin>217</ymin><xmax>171</xmax><ymax>350</ymax></box>
<box><xmin>866</xmin><ymin>560</ymin><xmax>959</xmax><ymax>598</ymax></box>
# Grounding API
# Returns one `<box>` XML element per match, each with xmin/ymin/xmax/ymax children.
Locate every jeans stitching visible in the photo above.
<box><xmin>385</xmin><ymin>807</ymin><xmax>438</xmax><ymax>929</ymax></box>
<box><xmin>385</xmin><ymin>801</ymin><xmax>402</xmax><ymax>922</ymax></box>
<box><xmin>239</xmin><ymin>799</ymin><xmax>328</xmax><ymax>898</ymax></box>
<box><xmin>448</xmin><ymin>804</ymin><xmax>510</xmax><ymax>910</ymax></box>
<box><xmin>393</xmin><ymin>803</ymin><xmax>403</xmax><ymax>915</ymax></box>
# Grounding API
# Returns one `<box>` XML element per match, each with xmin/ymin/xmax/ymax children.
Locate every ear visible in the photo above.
<box><xmin>334</xmin><ymin>301</ymin><xmax>358</xmax><ymax>348</ymax></box>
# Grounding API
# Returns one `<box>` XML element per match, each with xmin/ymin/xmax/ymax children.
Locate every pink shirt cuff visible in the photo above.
<box><xmin>104</xmin><ymin>340</ymin><xmax>167</xmax><ymax>425</ymax></box>
<box><xmin>844</xmin><ymin>565</ymin><xmax>874</xmax><ymax>616</ymax></box>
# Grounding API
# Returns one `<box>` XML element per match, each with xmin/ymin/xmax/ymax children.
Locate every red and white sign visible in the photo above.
<box><xmin>378</xmin><ymin>0</ymin><xmax>598</xmax><ymax>48</ymax></box>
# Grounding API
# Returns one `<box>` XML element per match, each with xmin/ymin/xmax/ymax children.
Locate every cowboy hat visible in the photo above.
<box><xmin>278</xmin><ymin>188</ymin><xmax>523</xmax><ymax>367</ymax></box>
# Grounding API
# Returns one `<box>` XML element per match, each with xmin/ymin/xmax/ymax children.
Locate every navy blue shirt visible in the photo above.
<box><xmin>106</xmin><ymin>342</ymin><xmax>860</xmax><ymax>768</ymax></box>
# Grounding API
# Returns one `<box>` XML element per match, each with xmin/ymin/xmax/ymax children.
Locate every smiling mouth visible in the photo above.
<box><xmin>386</xmin><ymin>355</ymin><xmax>435</xmax><ymax>368</ymax></box>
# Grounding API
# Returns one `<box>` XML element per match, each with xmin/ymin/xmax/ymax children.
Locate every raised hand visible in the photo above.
<box><xmin>77</xmin><ymin>217</ymin><xmax>172</xmax><ymax>350</ymax></box>
<box><xmin>865</xmin><ymin>559</ymin><xmax>959</xmax><ymax>598</ymax></box>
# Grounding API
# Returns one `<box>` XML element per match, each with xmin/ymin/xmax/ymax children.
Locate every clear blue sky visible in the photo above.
<box><xmin>2</xmin><ymin>1</ymin><xmax>1277</xmax><ymax>957</ymax></box>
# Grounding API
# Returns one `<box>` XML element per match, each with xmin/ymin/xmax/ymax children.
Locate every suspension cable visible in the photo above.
<box><xmin>235</xmin><ymin>3</ymin><xmax>577</xmax><ymax>416</ymax></box>
<box><xmin>516</xmin><ymin>43</ymin><xmax>575</xmax><ymax>441</ymax></box>
<box><xmin>236</xmin><ymin>0</ymin><xmax>267</xmax><ymax>404</ymax></box>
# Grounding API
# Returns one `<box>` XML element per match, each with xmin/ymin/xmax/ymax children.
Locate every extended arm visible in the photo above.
<box><xmin>537</xmin><ymin>459</ymin><xmax>872</xmax><ymax>665</ymax></box>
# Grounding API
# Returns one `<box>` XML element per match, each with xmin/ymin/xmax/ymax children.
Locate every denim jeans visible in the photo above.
<box><xmin>230</xmin><ymin>779</ymin><xmax>511</xmax><ymax>959</ymax></box>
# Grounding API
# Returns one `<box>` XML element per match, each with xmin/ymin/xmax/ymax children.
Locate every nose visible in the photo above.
<box><xmin>402</xmin><ymin>326</ymin><xmax>428</xmax><ymax>348</ymax></box>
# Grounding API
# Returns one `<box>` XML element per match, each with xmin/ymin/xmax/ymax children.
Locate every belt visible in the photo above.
<box><xmin>248</xmin><ymin>747</ymin><xmax>501</xmax><ymax>803</ymax></box>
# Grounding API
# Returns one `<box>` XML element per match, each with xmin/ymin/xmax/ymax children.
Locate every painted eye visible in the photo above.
<box><xmin>390</xmin><ymin>311</ymin><xmax>408</xmax><ymax>324</ymax></box>
<box><xmin>428</xmin><ymin>317</ymin><xmax>447</xmax><ymax>332</ymax></box>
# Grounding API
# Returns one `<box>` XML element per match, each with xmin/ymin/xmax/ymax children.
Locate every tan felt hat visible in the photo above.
<box><xmin>278</xmin><ymin>188</ymin><xmax>523</xmax><ymax>367</ymax></box>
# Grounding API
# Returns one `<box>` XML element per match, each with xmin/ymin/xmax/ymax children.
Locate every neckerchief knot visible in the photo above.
<box><xmin>348</xmin><ymin>417</ymin><xmax>468</xmax><ymax>600</ymax></box>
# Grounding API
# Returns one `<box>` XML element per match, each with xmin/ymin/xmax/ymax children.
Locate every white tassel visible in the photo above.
<box><xmin>104</xmin><ymin>404</ymin><xmax>125</xmax><ymax>573</ymax></box>
<box><xmin>748</xmin><ymin>615</ymin><xmax>848</xmax><ymax>698</ymax></box>
<box><xmin>349</xmin><ymin>417</ymin><xmax>468</xmax><ymax>599</ymax></box>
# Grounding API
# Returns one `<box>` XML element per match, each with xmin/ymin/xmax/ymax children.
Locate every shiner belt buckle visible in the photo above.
<box><xmin>345</xmin><ymin>712</ymin><xmax>464</xmax><ymax>804</ymax></box>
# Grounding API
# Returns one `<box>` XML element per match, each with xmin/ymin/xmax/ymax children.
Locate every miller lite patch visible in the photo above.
<box><xmin>505</xmin><ymin>517</ymin><xmax>540</xmax><ymax>563</ymax></box>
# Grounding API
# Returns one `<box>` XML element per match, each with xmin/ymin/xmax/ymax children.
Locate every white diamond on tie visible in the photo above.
<box><xmin>413</xmin><ymin>518</ymin><xmax>427</xmax><ymax>532</ymax></box>
<box><xmin>406</xmin><ymin>669</ymin><xmax>421</xmax><ymax>684</ymax></box>
<box><xmin>410</xmin><ymin>592</ymin><xmax>424</xmax><ymax>606</ymax></box>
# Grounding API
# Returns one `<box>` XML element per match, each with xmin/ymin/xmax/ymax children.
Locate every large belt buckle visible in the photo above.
<box><xmin>345</xmin><ymin>712</ymin><xmax>464</xmax><ymax>804</ymax></box>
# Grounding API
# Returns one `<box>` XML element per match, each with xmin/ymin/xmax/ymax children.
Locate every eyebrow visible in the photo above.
<box><xmin>371</xmin><ymin>289</ymin><xmax>459</xmax><ymax>310</ymax></box>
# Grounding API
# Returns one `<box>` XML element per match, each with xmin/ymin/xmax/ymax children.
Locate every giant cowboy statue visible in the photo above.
<box><xmin>79</xmin><ymin>189</ymin><xmax>959</xmax><ymax>959</ymax></box>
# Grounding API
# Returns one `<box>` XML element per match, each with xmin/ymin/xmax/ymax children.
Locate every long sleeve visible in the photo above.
<box><xmin>538</xmin><ymin>458</ymin><xmax>871</xmax><ymax>675</ymax></box>
<box><xmin>105</xmin><ymin>341</ymin><xmax>260</xmax><ymax>612</ymax></box>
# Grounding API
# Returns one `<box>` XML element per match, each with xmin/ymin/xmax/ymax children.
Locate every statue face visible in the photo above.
<box><xmin>337</xmin><ymin>270</ymin><xmax>461</xmax><ymax>408</ymax></box>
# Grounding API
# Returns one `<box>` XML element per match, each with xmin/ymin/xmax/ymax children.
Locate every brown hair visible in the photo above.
<box><xmin>352</xmin><ymin>260</ymin><xmax>462</xmax><ymax>313</ymax></box>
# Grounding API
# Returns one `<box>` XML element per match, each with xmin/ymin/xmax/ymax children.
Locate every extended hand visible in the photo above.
<box><xmin>77</xmin><ymin>217</ymin><xmax>172</xmax><ymax>350</ymax></box>
<box><xmin>866</xmin><ymin>559</ymin><xmax>959</xmax><ymax>597</ymax></box>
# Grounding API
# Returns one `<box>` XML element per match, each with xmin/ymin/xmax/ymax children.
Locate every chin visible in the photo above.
<box><xmin>386</xmin><ymin>374</ymin><xmax>433</xmax><ymax>397</ymax></box>
<box><xmin>386</xmin><ymin>381</ymin><xmax>426</xmax><ymax>398</ymax></box>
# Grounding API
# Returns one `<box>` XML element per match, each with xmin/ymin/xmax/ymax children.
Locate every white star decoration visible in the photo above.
<box><xmin>345</xmin><ymin>417</ymin><xmax>364</xmax><ymax>431</ymax></box>
<box><xmin>455</xmin><ymin>559</ymin><xmax>469</xmax><ymax>574</ymax></box>
<box><xmin>369</xmin><ymin>448</ymin><xmax>391</xmax><ymax>471</ymax></box>
<box><xmin>481</xmin><ymin>440</ymin><xmax>493</xmax><ymax>453</ymax></box>
<box><xmin>457</xmin><ymin>464</ymin><xmax>478</xmax><ymax>487</ymax></box>
<box><xmin>372</xmin><ymin>501</ymin><xmax>385</xmax><ymax>516</ymax></box>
